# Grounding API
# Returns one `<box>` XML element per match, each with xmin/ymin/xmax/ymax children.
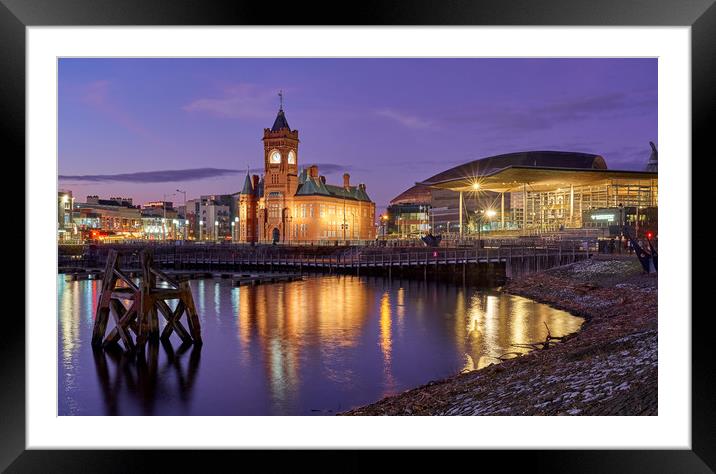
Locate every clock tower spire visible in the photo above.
<box><xmin>260</xmin><ymin>92</ymin><xmax>299</xmax><ymax>242</ymax></box>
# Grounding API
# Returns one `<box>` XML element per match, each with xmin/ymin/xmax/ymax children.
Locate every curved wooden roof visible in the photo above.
<box><xmin>417</xmin><ymin>151</ymin><xmax>655</xmax><ymax>193</ymax></box>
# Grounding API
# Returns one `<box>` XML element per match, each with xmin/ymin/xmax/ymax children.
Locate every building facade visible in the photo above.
<box><xmin>74</xmin><ymin>195</ymin><xmax>144</xmax><ymax>240</ymax></box>
<box><xmin>186</xmin><ymin>195</ymin><xmax>234</xmax><ymax>241</ymax></box>
<box><xmin>238</xmin><ymin>105</ymin><xmax>376</xmax><ymax>243</ymax></box>
<box><xmin>411</xmin><ymin>148</ymin><xmax>658</xmax><ymax>238</ymax></box>
<box><xmin>57</xmin><ymin>190</ymin><xmax>77</xmax><ymax>241</ymax></box>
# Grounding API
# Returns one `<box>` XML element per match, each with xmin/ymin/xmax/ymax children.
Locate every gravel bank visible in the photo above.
<box><xmin>341</xmin><ymin>257</ymin><xmax>657</xmax><ymax>416</ymax></box>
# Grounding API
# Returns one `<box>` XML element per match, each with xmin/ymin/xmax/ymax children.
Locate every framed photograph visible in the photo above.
<box><xmin>5</xmin><ymin>0</ymin><xmax>713</xmax><ymax>470</ymax></box>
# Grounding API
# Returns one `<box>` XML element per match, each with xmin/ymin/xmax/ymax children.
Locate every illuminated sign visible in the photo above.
<box><xmin>590</xmin><ymin>214</ymin><xmax>615</xmax><ymax>221</ymax></box>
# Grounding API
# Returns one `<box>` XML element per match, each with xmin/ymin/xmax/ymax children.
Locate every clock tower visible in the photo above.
<box><xmin>261</xmin><ymin>92</ymin><xmax>299</xmax><ymax>242</ymax></box>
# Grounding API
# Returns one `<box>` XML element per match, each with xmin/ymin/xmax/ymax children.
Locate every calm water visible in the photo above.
<box><xmin>58</xmin><ymin>274</ymin><xmax>583</xmax><ymax>415</ymax></box>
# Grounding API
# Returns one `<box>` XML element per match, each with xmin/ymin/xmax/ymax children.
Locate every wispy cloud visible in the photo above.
<box><xmin>183</xmin><ymin>83</ymin><xmax>278</xmax><ymax>119</ymax></box>
<box><xmin>60</xmin><ymin>168</ymin><xmax>243</xmax><ymax>183</ymax></box>
<box><xmin>376</xmin><ymin>108</ymin><xmax>433</xmax><ymax>129</ymax></box>
<box><xmin>80</xmin><ymin>80</ymin><xmax>153</xmax><ymax>138</ymax></box>
<box><xmin>59</xmin><ymin>163</ymin><xmax>356</xmax><ymax>183</ymax></box>
<box><xmin>441</xmin><ymin>90</ymin><xmax>657</xmax><ymax>135</ymax></box>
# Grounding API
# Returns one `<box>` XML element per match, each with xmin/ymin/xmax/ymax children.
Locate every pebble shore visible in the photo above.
<box><xmin>340</xmin><ymin>257</ymin><xmax>657</xmax><ymax>416</ymax></box>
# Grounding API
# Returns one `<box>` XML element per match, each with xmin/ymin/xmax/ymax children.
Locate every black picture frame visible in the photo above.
<box><xmin>3</xmin><ymin>0</ymin><xmax>712</xmax><ymax>471</ymax></box>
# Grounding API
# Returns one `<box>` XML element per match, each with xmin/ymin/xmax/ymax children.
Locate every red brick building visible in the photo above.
<box><xmin>238</xmin><ymin>104</ymin><xmax>375</xmax><ymax>243</ymax></box>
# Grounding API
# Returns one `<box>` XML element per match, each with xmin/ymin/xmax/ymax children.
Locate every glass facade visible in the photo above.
<box><xmin>508</xmin><ymin>178</ymin><xmax>657</xmax><ymax>232</ymax></box>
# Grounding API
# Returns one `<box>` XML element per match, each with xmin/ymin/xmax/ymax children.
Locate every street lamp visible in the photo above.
<box><xmin>231</xmin><ymin>221</ymin><xmax>235</xmax><ymax>243</ymax></box>
<box><xmin>476</xmin><ymin>209</ymin><xmax>496</xmax><ymax>247</ymax></box>
<box><xmin>162</xmin><ymin>192</ymin><xmax>176</xmax><ymax>241</ymax></box>
<box><xmin>350</xmin><ymin>211</ymin><xmax>355</xmax><ymax>241</ymax></box>
<box><xmin>214</xmin><ymin>220</ymin><xmax>219</xmax><ymax>242</ymax></box>
<box><xmin>184</xmin><ymin>219</ymin><xmax>189</xmax><ymax>241</ymax></box>
<box><xmin>199</xmin><ymin>220</ymin><xmax>204</xmax><ymax>241</ymax></box>
<box><xmin>176</xmin><ymin>189</ymin><xmax>187</xmax><ymax>240</ymax></box>
<box><xmin>233</xmin><ymin>216</ymin><xmax>239</xmax><ymax>243</ymax></box>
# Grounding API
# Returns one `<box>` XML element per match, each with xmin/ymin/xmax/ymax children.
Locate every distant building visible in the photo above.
<box><xmin>408</xmin><ymin>150</ymin><xmax>658</xmax><ymax>236</ymax></box>
<box><xmin>186</xmin><ymin>194</ymin><xmax>234</xmax><ymax>241</ymax></box>
<box><xmin>57</xmin><ymin>190</ymin><xmax>76</xmax><ymax>241</ymax></box>
<box><xmin>74</xmin><ymin>195</ymin><xmax>143</xmax><ymax>239</ymax></box>
<box><xmin>645</xmin><ymin>142</ymin><xmax>658</xmax><ymax>172</ymax></box>
<box><xmin>238</xmin><ymin>102</ymin><xmax>375</xmax><ymax>243</ymax></box>
<box><xmin>386</xmin><ymin>185</ymin><xmax>432</xmax><ymax>237</ymax></box>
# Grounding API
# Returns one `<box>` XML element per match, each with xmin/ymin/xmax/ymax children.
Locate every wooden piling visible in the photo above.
<box><xmin>91</xmin><ymin>248</ymin><xmax>202</xmax><ymax>352</ymax></box>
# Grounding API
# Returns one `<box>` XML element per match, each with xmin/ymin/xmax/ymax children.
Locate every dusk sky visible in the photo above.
<box><xmin>58</xmin><ymin>58</ymin><xmax>657</xmax><ymax>211</ymax></box>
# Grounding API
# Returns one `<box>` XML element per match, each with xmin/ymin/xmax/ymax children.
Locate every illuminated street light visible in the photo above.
<box><xmin>485</xmin><ymin>209</ymin><xmax>497</xmax><ymax>218</ymax></box>
<box><xmin>472</xmin><ymin>182</ymin><xmax>480</xmax><ymax>190</ymax></box>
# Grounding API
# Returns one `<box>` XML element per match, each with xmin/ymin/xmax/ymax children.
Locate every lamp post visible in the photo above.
<box><xmin>199</xmin><ymin>220</ymin><xmax>204</xmax><ymax>241</ymax></box>
<box><xmin>176</xmin><ymin>189</ymin><xmax>187</xmax><ymax>240</ymax></box>
<box><xmin>231</xmin><ymin>221</ymin><xmax>235</xmax><ymax>243</ymax></box>
<box><xmin>476</xmin><ymin>209</ymin><xmax>496</xmax><ymax>247</ymax></box>
<box><xmin>233</xmin><ymin>216</ymin><xmax>239</xmax><ymax>243</ymax></box>
<box><xmin>342</xmin><ymin>195</ymin><xmax>347</xmax><ymax>241</ymax></box>
<box><xmin>214</xmin><ymin>220</ymin><xmax>219</xmax><ymax>242</ymax></box>
<box><xmin>350</xmin><ymin>211</ymin><xmax>355</xmax><ymax>241</ymax></box>
<box><xmin>162</xmin><ymin>193</ymin><xmax>176</xmax><ymax>241</ymax></box>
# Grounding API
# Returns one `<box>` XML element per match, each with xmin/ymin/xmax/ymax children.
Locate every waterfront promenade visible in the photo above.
<box><xmin>58</xmin><ymin>238</ymin><xmax>595</xmax><ymax>282</ymax></box>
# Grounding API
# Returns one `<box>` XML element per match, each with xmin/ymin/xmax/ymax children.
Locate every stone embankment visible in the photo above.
<box><xmin>341</xmin><ymin>257</ymin><xmax>657</xmax><ymax>416</ymax></box>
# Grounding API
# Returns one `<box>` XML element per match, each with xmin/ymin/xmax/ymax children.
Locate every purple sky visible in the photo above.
<box><xmin>58</xmin><ymin>58</ymin><xmax>657</xmax><ymax>211</ymax></box>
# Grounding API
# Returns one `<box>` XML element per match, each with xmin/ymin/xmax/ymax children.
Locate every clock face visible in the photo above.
<box><xmin>270</xmin><ymin>151</ymin><xmax>281</xmax><ymax>164</ymax></box>
<box><xmin>288</xmin><ymin>150</ymin><xmax>296</xmax><ymax>164</ymax></box>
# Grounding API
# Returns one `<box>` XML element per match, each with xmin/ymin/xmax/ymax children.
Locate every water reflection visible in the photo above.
<box><xmin>58</xmin><ymin>275</ymin><xmax>583</xmax><ymax>416</ymax></box>
<box><xmin>91</xmin><ymin>341</ymin><xmax>201</xmax><ymax>416</ymax></box>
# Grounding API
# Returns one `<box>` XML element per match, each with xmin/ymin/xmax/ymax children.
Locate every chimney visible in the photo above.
<box><xmin>252</xmin><ymin>174</ymin><xmax>259</xmax><ymax>190</ymax></box>
<box><xmin>358</xmin><ymin>183</ymin><xmax>366</xmax><ymax>191</ymax></box>
<box><xmin>319</xmin><ymin>175</ymin><xmax>326</xmax><ymax>185</ymax></box>
<box><xmin>343</xmin><ymin>173</ymin><xmax>350</xmax><ymax>188</ymax></box>
<box><xmin>309</xmin><ymin>165</ymin><xmax>319</xmax><ymax>178</ymax></box>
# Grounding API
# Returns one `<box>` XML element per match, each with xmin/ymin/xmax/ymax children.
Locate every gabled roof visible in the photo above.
<box><xmin>297</xmin><ymin>168</ymin><xmax>308</xmax><ymax>185</ymax></box>
<box><xmin>271</xmin><ymin>108</ymin><xmax>291</xmax><ymax>132</ymax></box>
<box><xmin>295</xmin><ymin>177</ymin><xmax>373</xmax><ymax>202</ymax></box>
<box><xmin>295</xmin><ymin>176</ymin><xmax>330</xmax><ymax>196</ymax></box>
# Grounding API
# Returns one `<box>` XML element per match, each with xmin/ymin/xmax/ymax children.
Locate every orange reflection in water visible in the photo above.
<box><xmin>233</xmin><ymin>276</ymin><xmax>375</xmax><ymax>411</ymax></box>
<box><xmin>379</xmin><ymin>291</ymin><xmax>396</xmax><ymax>394</ymax></box>
<box><xmin>59</xmin><ymin>274</ymin><xmax>584</xmax><ymax>416</ymax></box>
<box><xmin>460</xmin><ymin>293</ymin><xmax>583</xmax><ymax>371</ymax></box>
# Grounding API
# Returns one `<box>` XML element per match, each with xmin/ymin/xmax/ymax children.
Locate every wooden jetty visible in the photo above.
<box><xmin>67</xmin><ymin>269</ymin><xmax>304</xmax><ymax>287</ymax></box>
<box><xmin>91</xmin><ymin>249</ymin><xmax>202</xmax><ymax>352</ymax></box>
<box><xmin>231</xmin><ymin>273</ymin><xmax>303</xmax><ymax>287</ymax></box>
<box><xmin>60</xmin><ymin>240</ymin><xmax>595</xmax><ymax>284</ymax></box>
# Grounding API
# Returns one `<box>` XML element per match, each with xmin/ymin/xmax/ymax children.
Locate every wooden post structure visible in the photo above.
<box><xmin>91</xmin><ymin>249</ymin><xmax>202</xmax><ymax>352</ymax></box>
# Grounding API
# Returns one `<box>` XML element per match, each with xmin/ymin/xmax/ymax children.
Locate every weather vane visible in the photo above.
<box><xmin>278</xmin><ymin>90</ymin><xmax>284</xmax><ymax>110</ymax></box>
